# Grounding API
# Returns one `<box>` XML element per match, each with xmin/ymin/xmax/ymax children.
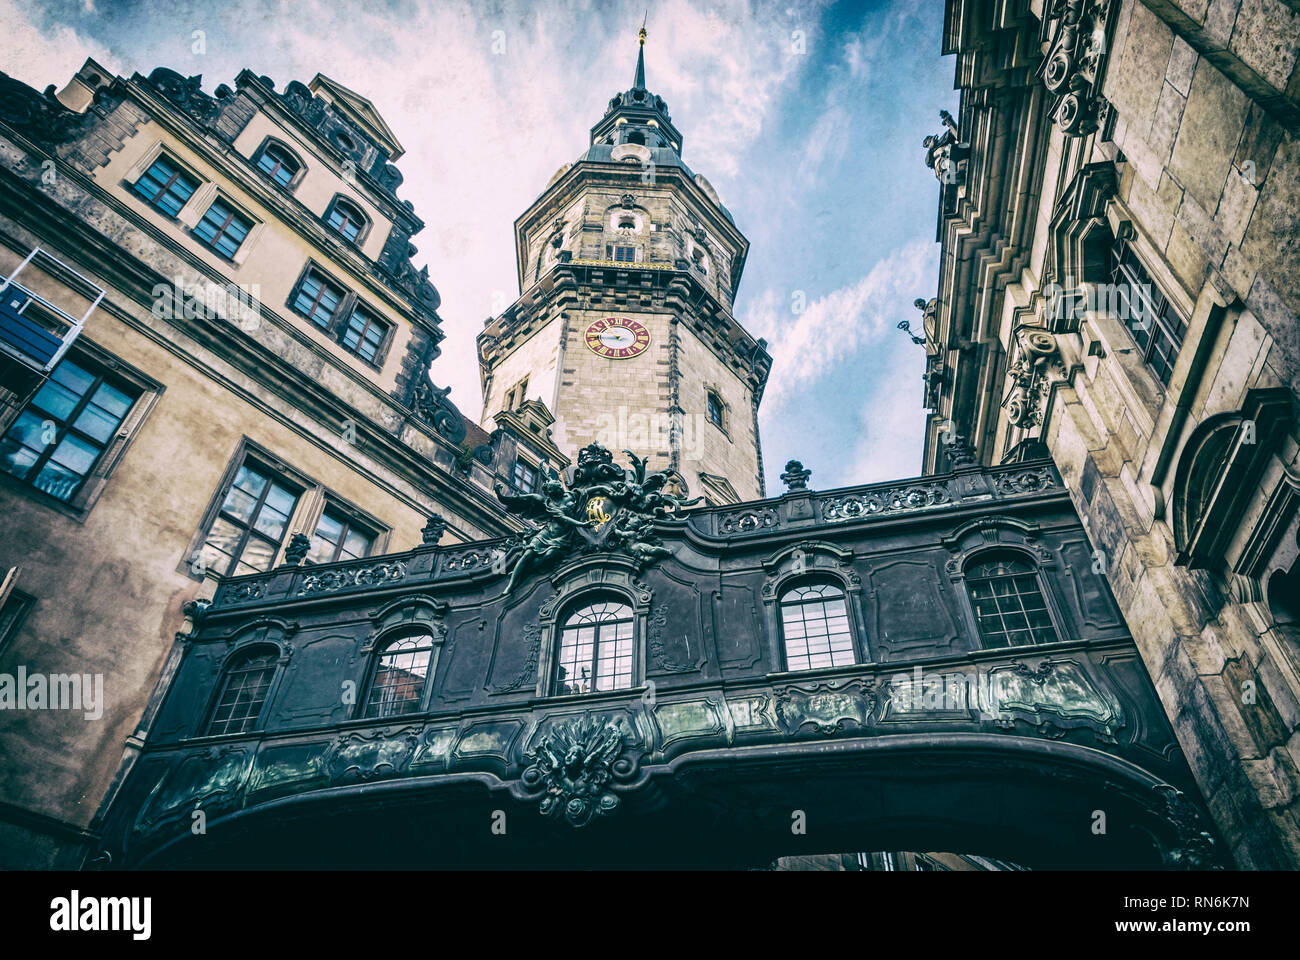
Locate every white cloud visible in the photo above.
<box><xmin>750</xmin><ymin>239</ymin><xmax>935</xmax><ymax>409</ymax></box>
<box><xmin>0</xmin><ymin>0</ymin><xmax>123</xmax><ymax>85</ymax></box>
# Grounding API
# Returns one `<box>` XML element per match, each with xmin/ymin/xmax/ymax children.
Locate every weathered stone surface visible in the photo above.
<box><xmin>1169</xmin><ymin>60</ymin><xmax>1251</xmax><ymax>212</ymax></box>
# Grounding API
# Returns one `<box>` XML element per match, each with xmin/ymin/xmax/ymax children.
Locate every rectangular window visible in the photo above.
<box><xmin>612</xmin><ymin>245</ymin><xmax>636</xmax><ymax>262</ymax></box>
<box><xmin>132</xmin><ymin>155</ymin><xmax>199</xmax><ymax>217</ymax></box>
<box><xmin>194</xmin><ymin>198</ymin><xmax>254</xmax><ymax>260</ymax></box>
<box><xmin>289</xmin><ymin>268</ymin><xmax>345</xmax><ymax>330</ymax></box>
<box><xmin>340</xmin><ymin>306</ymin><xmax>389</xmax><ymax>364</ymax></box>
<box><xmin>513</xmin><ymin>459</ymin><xmax>538</xmax><ymax>493</ymax></box>
<box><xmin>0</xmin><ymin>357</ymin><xmax>139</xmax><ymax>503</ymax></box>
<box><xmin>307</xmin><ymin>506</ymin><xmax>376</xmax><ymax>565</ymax></box>
<box><xmin>707</xmin><ymin>391</ymin><xmax>724</xmax><ymax>428</ymax></box>
<box><xmin>1109</xmin><ymin>239</ymin><xmax>1187</xmax><ymax>386</ymax></box>
<box><xmin>198</xmin><ymin>460</ymin><xmax>301</xmax><ymax>578</ymax></box>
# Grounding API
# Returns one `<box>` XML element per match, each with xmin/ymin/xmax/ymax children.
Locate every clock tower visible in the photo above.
<box><xmin>477</xmin><ymin>28</ymin><xmax>771</xmax><ymax>504</ymax></box>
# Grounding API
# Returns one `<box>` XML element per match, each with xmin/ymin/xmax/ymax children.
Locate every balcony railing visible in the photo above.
<box><xmin>0</xmin><ymin>247</ymin><xmax>105</xmax><ymax>394</ymax></box>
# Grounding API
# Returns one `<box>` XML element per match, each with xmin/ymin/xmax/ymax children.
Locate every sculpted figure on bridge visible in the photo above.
<box><xmin>494</xmin><ymin>444</ymin><xmax>700</xmax><ymax>593</ymax></box>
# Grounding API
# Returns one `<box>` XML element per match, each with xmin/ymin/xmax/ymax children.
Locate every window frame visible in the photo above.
<box><xmin>0</xmin><ymin>588</ymin><xmax>35</xmax><ymax>659</ymax></box>
<box><xmin>324</xmin><ymin>195</ymin><xmax>371</xmax><ymax>246</ymax></box>
<box><xmin>192</xmin><ymin>195</ymin><xmax>256</xmax><ymax>261</ymax></box>
<box><xmin>552</xmin><ymin>596</ymin><xmax>637</xmax><ymax>696</ymax></box>
<box><xmin>130</xmin><ymin>152</ymin><xmax>201</xmax><ymax>219</ymax></box>
<box><xmin>183</xmin><ymin>439</ymin><xmax>392</xmax><ymax>582</ymax></box>
<box><xmin>0</xmin><ymin>340</ymin><xmax>164</xmax><ymax>520</ymax></box>
<box><xmin>962</xmin><ymin>550</ymin><xmax>1062</xmax><ymax>650</ymax></box>
<box><xmin>306</xmin><ymin>500</ymin><xmax>382</xmax><ymax>565</ymax></box>
<box><xmin>287</xmin><ymin>262</ymin><xmax>350</xmax><ymax>333</ymax></box>
<box><xmin>512</xmin><ymin>457</ymin><xmax>539</xmax><ymax>493</ymax></box>
<box><xmin>777</xmin><ymin>578</ymin><xmax>860</xmax><ymax>671</ymax></box>
<box><xmin>251</xmin><ymin>137</ymin><xmax>306</xmax><ymax>191</ymax></box>
<box><xmin>1108</xmin><ymin>237</ymin><xmax>1187</xmax><ymax>387</ymax></box>
<box><xmin>204</xmin><ymin>643</ymin><xmax>282</xmax><ymax>737</ymax></box>
<box><xmin>183</xmin><ymin>439</ymin><xmax>315</xmax><ymax>582</ymax></box>
<box><xmin>706</xmin><ymin>390</ymin><xmax>725</xmax><ymax>430</ymax></box>
<box><xmin>360</xmin><ymin>628</ymin><xmax>438</xmax><ymax>720</ymax></box>
<box><xmin>337</xmin><ymin>301</ymin><xmax>393</xmax><ymax>368</ymax></box>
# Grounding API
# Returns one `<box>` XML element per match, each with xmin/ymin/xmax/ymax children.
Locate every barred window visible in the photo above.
<box><xmin>555</xmin><ymin>600</ymin><xmax>634</xmax><ymax>694</ymax></box>
<box><xmin>1109</xmin><ymin>238</ymin><xmax>1187</xmax><ymax>386</ymax></box>
<box><xmin>363</xmin><ymin>632</ymin><xmax>435</xmax><ymax>719</ymax></box>
<box><xmin>208</xmin><ymin>647</ymin><xmax>278</xmax><ymax>735</ymax></box>
<box><xmin>132</xmin><ymin>155</ymin><xmax>198</xmax><ymax>217</ymax></box>
<box><xmin>780</xmin><ymin>581</ymin><xmax>856</xmax><ymax>670</ymax></box>
<box><xmin>966</xmin><ymin>555</ymin><xmax>1058</xmax><ymax>648</ymax></box>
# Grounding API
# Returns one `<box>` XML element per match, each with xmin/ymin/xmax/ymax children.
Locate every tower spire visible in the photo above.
<box><xmin>634</xmin><ymin>15</ymin><xmax>647</xmax><ymax>90</ymax></box>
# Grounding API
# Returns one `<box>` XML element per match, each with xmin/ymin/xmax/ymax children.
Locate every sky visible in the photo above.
<box><xmin>0</xmin><ymin>0</ymin><xmax>957</xmax><ymax>491</ymax></box>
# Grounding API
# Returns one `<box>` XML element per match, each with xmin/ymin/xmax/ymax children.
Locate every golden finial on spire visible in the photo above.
<box><xmin>640</xmin><ymin>11</ymin><xmax>647</xmax><ymax>46</ymax></box>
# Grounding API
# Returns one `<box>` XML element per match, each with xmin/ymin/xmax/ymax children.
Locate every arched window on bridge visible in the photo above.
<box><xmin>207</xmin><ymin>645</ymin><xmax>280</xmax><ymax>735</ymax></box>
<box><xmin>554</xmin><ymin>598</ymin><xmax>634</xmax><ymax>695</ymax></box>
<box><xmin>964</xmin><ymin>554</ymin><xmax>1058</xmax><ymax>648</ymax></box>
<box><xmin>363</xmin><ymin>630</ymin><xmax>436</xmax><ymax>719</ymax></box>
<box><xmin>779</xmin><ymin>580</ymin><xmax>856</xmax><ymax>670</ymax></box>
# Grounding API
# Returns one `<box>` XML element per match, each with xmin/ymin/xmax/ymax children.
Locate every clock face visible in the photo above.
<box><xmin>584</xmin><ymin>317</ymin><xmax>651</xmax><ymax>359</ymax></box>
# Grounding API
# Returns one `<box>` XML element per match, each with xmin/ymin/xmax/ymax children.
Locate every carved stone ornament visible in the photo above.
<box><xmin>921</xmin><ymin>110</ymin><xmax>969</xmax><ymax>185</ymax></box>
<box><xmin>0</xmin><ymin>72</ymin><xmax>96</xmax><ymax>143</ymax></box>
<box><xmin>410</xmin><ymin>379</ymin><xmax>467</xmax><ymax>446</ymax></box>
<box><xmin>1153</xmin><ymin>784</ymin><xmax>1223</xmax><ymax>870</ymax></box>
<box><xmin>299</xmin><ymin>561</ymin><xmax>407</xmax><ymax>595</ymax></box>
<box><xmin>1003</xmin><ymin>329</ymin><xmax>1059</xmax><ymax>430</ymax></box>
<box><xmin>520</xmin><ymin>715</ymin><xmax>637</xmax><ymax>827</ymax></box>
<box><xmin>780</xmin><ymin>460</ymin><xmax>812</xmax><ymax>491</ymax></box>
<box><xmin>1038</xmin><ymin>0</ymin><xmax>1115</xmax><ymax>136</ymax></box>
<box><xmin>494</xmin><ymin>444</ymin><xmax>700</xmax><ymax>593</ymax></box>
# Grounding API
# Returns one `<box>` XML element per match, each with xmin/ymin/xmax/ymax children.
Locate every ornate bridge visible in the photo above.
<box><xmin>96</xmin><ymin>448</ymin><xmax>1222</xmax><ymax>868</ymax></box>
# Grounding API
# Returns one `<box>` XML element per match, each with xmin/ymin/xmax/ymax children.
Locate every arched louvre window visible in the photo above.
<box><xmin>208</xmin><ymin>647</ymin><xmax>279</xmax><ymax>735</ymax></box>
<box><xmin>363</xmin><ymin>632</ymin><xmax>435</xmax><ymax>719</ymax></box>
<box><xmin>555</xmin><ymin>600</ymin><xmax>633</xmax><ymax>694</ymax></box>
<box><xmin>780</xmin><ymin>581</ymin><xmax>855</xmax><ymax>670</ymax></box>
<box><xmin>256</xmin><ymin>142</ymin><xmax>300</xmax><ymax>187</ymax></box>
<box><xmin>966</xmin><ymin>555</ymin><xmax>1058</xmax><ymax>648</ymax></box>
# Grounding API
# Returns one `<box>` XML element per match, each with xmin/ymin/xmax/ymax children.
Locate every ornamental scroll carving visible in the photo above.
<box><xmin>299</xmin><ymin>561</ymin><xmax>407</xmax><ymax>595</ymax></box>
<box><xmin>821</xmin><ymin>483</ymin><xmax>951</xmax><ymax>521</ymax></box>
<box><xmin>1039</xmin><ymin>0</ymin><xmax>1115</xmax><ymax>136</ymax></box>
<box><xmin>1003</xmin><ymin>329</ymin><xmax>1060</xmax><ymax>430</ymax></box>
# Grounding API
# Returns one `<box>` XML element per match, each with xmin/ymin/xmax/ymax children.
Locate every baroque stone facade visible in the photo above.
<box><xmin>921</xmin><ymin>0</ymin><xmax>1300</xmax><ymax>868</ymax></box>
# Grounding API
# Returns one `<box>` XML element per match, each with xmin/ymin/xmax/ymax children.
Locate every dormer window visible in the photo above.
<box><xmin>255</xmin><ymin>142</ymin><xmax>301</xmax><ymax>188</ymax></box>
<box><xmin>326</xmin><ymin>196</ymin><xmax>368</xmax><ymax>244</ymax></box>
